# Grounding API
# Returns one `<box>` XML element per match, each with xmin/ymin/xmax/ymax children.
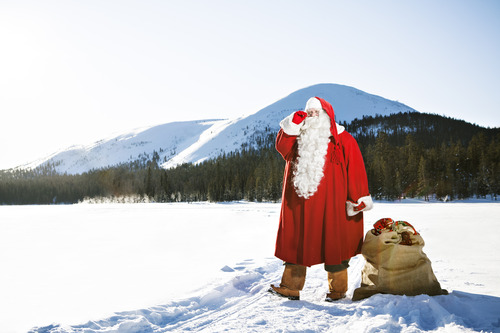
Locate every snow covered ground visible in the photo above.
<box><xmin>1</xmin><ymin>201</ymin><xmax>499</xmax><ymax>332</ymax></box>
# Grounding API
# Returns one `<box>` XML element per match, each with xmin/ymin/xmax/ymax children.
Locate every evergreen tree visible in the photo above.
<box><xmin>417</xmin><ymin>156</ymin><xmax>431</xmax><ymax>201</ymax></box>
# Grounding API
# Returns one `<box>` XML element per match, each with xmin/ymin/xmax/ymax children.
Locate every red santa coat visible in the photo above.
<box><xmin>274</xmin><ymin>97</ymin><xmax>372</xmax><ymax>267</ymax></box>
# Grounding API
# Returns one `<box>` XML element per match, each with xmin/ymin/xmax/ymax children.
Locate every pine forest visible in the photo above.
<box><xmin>1</xmin><ymin>112</ymin><xmax>498</xmax><ymax>205</ymax></box>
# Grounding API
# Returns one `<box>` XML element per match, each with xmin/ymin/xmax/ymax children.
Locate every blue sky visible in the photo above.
<box><xmin>1</xmin><ymin>0</ymin><xmax>499</xmax><ymax>169</ymax></box>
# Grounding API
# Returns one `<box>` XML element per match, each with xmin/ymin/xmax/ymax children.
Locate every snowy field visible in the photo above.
<box><xmin>1</xmin><ymin>201</ymin><xmax>499</xmax><ymax>333</ymax></box>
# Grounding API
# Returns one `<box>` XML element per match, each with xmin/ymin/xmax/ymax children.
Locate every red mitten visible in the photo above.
<box><xmin>292</xmin><ymin>111</ymin><xmax>308</xmax><ymax>124</ymax></box>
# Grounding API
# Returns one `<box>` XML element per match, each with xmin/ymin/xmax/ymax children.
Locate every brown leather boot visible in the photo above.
<box><xmin>325</xmin><ymin>269</ymin><xmax>348</xmax><ymax>302</ymax></box>
<box><xmin>269</xmin><ymin>264</ymin><xmax>306</xmax><ymax>300</ymax></box>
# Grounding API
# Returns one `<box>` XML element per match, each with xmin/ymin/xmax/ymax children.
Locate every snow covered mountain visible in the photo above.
<box><xmin>24</xmin><ymin>84</ymin><xmax>417</xmax><ymax>175</ymax></box>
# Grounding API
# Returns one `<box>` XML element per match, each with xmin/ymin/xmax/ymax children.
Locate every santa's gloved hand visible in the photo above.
<box><xmin>292</xmin><ymin>111</ymin><xmax>308</xmax><ymax>124</ymax></box>
<box><xmin>346</xmin><ymin>196</ymin><xmax>373</xmax><ymax>216</ymax></box>
<box><xmin>280</xmin><ymin>111</ymin><xmax>308</xmax><ymax>136</ymax></box>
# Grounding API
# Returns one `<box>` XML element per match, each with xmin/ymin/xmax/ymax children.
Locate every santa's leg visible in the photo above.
<box><xmin>268</xmin><ymin>263</ymin><xmax>306</xmax><ymax>300</ymax></box>
<box><xmin>325</xmin><ymin>269</ymin><xmax>348</xmax><ymax>301</ymax></box>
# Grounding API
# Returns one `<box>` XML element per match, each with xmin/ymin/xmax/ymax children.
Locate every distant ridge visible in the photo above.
<box><xmin>19</xmin><ymin>84</ymin><xmax>417</xmax><ymax>174</ymax></box>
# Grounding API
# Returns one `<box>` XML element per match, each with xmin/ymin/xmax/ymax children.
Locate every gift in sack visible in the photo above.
<box><xmin>352</xmin><ymin>218</ymin><xmax>447</xmax><ymax>301</ymax></box>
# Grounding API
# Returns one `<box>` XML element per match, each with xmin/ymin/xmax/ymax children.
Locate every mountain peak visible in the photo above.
<box><xmin>264</xmin><ymin>83</ymin><xmax>416</xmax><ymax>123</ymax></box>
<box><xmin>22</xmin><ymin>84</ymin><xmax>417</xmax><ymax>174</ymax></box>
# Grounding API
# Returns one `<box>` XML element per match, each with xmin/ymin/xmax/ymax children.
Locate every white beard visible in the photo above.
<box><xmin>293</xmin><ymin>110</ymin><xmax>332</xmax><ymax>199</ymax></box>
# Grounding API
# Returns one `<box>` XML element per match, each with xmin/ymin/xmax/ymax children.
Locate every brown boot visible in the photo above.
<box><xmin>325</xmin><ymin>269</ymin><xmax>348</xmax><ymax>302</ymax></box>
<box><xmin>269</xmin><ymin>264</ymin><xmax>306</xmax><ymax>300</ymax></box>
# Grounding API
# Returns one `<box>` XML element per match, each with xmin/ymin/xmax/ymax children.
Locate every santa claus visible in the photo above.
<box><xmin>269</xmin><ymin>96</ymin><xmax>373</xmax><ymax>301</ymax></box>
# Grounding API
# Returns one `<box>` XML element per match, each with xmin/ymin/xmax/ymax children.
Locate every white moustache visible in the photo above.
<box><xmin>301</xmin><ymin>111</ymin><xmax>331</xmax><ymax>131</ymax></box>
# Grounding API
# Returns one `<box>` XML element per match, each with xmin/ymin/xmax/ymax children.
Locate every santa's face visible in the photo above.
<box><xmin>302</xmin><ymin>108</ymin><xmax>329</xmax><ymax>131</ymax></box>
<box><xmin>306</xmin><ymin>108</ymin><xmax>321</xmax><ymax>117</ymax></box>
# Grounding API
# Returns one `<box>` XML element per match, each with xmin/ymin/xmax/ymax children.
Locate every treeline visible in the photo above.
<box><xmin>362</xmin><ymin>132</ymin><xmax>499</xmax><ymax>200</ymax></box>
<box><xmin>146</xmin><ymin>145</ymin><xmax>284</xmax><ymax>202</ymax></box>
<box><xmin>346</xmin><ymin>111</ymin><xmax>498</xmax><ymax>148</ymax></box>
<box><xmin>0</xmin><ymin>135</ymin><xmax>286</xmax><ymax>204</ymax></box>
<box><xmin>346</xmin><ymin>112</ymin><xmax>500</xmax><ymax>200</ymax></box>
<box><xmin>0</xmin><ymin>112</ymin><xmax>498</xmax><ymax>204</ymax></box>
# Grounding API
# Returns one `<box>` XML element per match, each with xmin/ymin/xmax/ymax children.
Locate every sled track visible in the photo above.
<box><xmin>165</xmin><ymin>278</ymin><xmax>271</xmax><ymax>332</ymax></box>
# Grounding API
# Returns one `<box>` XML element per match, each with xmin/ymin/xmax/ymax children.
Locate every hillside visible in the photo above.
<box><xmin>347</xmin><ymin>112</ymin><xmax>500</xmax><ymax>149</ymax></box>
<box><xmin>20</xmin><ymin>119</ymin><xmax>235</xmax><ymax>175</ymax></box>
<box><xmin>17</xmin><ymin>83</ymin><xmax>416</xmax><ymax>175</ymax></box>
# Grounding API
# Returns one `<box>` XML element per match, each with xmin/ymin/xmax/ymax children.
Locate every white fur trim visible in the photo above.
<box><xmin>346</xmin><ymin>195</ymin><xmax>373</xmax><ymax>216</ymax></box>
<box><xmin>336</xmin><ymin>123</ymin><xmax>344</xmax><ymax>134</ymax></box>
<box><xmin>305</xmin><ymin>97</ymin><xmax>322</xmax><ymax>111</ymax></box>
<box><xmin>280</xmin><ymin>113</ymin><xmax>303</xmax><ymax>136</ymax></box>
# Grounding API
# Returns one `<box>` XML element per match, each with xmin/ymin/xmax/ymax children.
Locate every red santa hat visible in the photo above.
<box><xmin>311</xmin><ymin>97</ymin><xmax>339</xmax><ymax>144</ymax></box>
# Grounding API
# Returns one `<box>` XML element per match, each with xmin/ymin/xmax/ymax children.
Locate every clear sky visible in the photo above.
<box><xmin>1</xmin><ymin>0</ymin><xmax>499</xmax><ymax>169</ymax></box>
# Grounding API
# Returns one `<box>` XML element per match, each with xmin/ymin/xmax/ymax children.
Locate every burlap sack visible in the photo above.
<box><xmin>352</xmin><ymin>229</ymin><xmax>445</xmax><ymax>301</ymax></box>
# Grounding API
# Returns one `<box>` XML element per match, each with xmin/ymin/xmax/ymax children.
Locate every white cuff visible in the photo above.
<box><xmin>346</xmin><ymin>195</ymin><xmax>373</xmax><ymax>216</ymax></box>
<box><xmin>280</xmin><ymin>113</ymin><xmax>303</xmax><ymax>136</ymax></box>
